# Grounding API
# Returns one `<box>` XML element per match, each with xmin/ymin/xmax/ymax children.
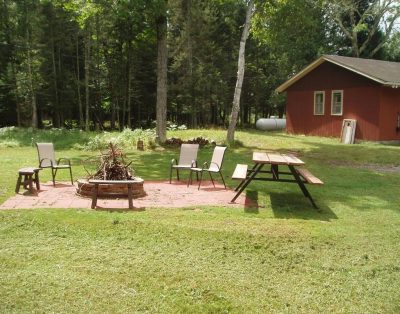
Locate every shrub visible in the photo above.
<box><xmin>0</xmin><ymin>140</ymin><xmax>20</xmax><ymax>148</ymax></box>
<box><xmin>164</xmin><ymin>136</ymin><xmax>215</xmax><ymax>147</ymax></box>
<box><xmin>83</xmin><ymin>128</ymin><xmax>157</xmax><ymax>151</ymax></box>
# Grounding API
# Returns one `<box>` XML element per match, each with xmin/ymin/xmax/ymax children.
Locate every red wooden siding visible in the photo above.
<box><xmin>379</xmin><ymin>87</ymin><xmax>400</xmax><ymax>140</ymax></box>
<box><xmin>285</xmin><ymin>62</ymin><xmax>394</xmax><ymax>141</ymax></box>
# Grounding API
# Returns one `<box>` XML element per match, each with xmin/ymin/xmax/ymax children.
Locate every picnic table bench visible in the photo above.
<box><xmin>231</xmin><ymin>152</ymin><xmax>324</xmax><ymax>208</ymax></box>
<box><xmin>89</xmin><ymin>179</ymin><xmax>135</xmax><ymax>209</ymax></box>
<box><xmin>232</xmin><ymin>164</ymin><xmax>248</xmax><ymax>180</ymax></box>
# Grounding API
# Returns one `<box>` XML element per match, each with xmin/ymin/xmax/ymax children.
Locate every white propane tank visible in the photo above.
<box><xmin>256</xmin><ymin>118</ymin><xmax>286</xmax><ymax>131</ymax></box>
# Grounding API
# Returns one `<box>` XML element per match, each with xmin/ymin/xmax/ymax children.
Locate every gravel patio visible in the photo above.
<box><xmin>0</xmin><ymin>180</ymin><xmax>252</xmax><ymax>210</ymax></box>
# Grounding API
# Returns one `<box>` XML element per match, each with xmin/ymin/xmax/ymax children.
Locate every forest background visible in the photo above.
<box><xmin>0</xmin><ymin>0</ymin><xmax>399</xmax><ymax>138</ymax></box>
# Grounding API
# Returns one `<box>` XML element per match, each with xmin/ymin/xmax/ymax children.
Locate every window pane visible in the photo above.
<box><xmin>314</xmin><ymin>92</ymin><xmax>324</xmax><ymax>115</ymax></box>
<box><xmin>332</xmin><ymin>91</ymin><xmax>343</xmax><ymax>115</ymax></box>
<box><xmin>333</xmin><ymin>93</ymin><xmax>341</xmax><ymax>103</ymax></box>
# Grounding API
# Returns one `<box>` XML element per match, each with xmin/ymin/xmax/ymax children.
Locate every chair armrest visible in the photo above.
<box><xmin>57</xmin><ymin>157</ymin><xmax>71</xmax><ymax>166</ymax></box>
<box><xmin>209</xmin><ymin>162</ymin><xmax>220</xmax><ymax>171</ymax></box>
<box><xmin>171</xmin><ymin>158</ymin><xmax>177</xmax><ymax>165</ymax></box>
<box><xmin>39</xmin><ymin>158</ymin><xmax>53</xmax><ymax>168</ymax></box>
<box><xmin>201</xmin><ymin>161</ymin><xmax>209</xmax><ymax>171</ymax></box>
<box><xmin>191</xmin><ymin>159</ymin><xmax>197</xmax><ymax>167</ymax></box>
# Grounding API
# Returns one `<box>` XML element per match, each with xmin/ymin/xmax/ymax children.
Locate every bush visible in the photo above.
<box><xmin>0</xmin><ymin>140</ymin><xmax>20</xmax><ymax>148</ymax></box>
<box><xmin>83</xmin><ymin>128</ymin><xmax>156</xmax><ymax>151</ymax></box>
<box><xmin>164</xmin><ymin>136</ymin><xmax>215</xmax><ymax>147</ymax></box>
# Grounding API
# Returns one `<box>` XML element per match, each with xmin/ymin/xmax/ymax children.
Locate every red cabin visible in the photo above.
<box><xmin>276</xmin><ymin>55</ymin><xmax>400</xmax><ymax>141</ymax></box>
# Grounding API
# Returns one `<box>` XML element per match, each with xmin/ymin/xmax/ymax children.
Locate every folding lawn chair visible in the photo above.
<box><xmin>36</xmin><ymin>143</ymin><xmax>73</xmax><ymax>186</ymax></box>
<box><xmin>169</xmin><ymin>144</ymin><xmax>199</xmax><ymax>183</ymax></box>
<box><xmin>188</xmin><ymin>146</ymin><xmax>227</xmax><ymax>190</ymax></box>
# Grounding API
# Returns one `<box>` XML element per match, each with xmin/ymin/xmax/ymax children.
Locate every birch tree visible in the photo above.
<box><xmin>227</xmin><ymin>0</ymin><xmax>254</xmax><ymax>143</ymax></box>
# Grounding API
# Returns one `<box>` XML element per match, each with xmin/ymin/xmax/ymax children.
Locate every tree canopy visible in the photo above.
<box><xmin>0</xmin><ymin>0</ymin><xmax>399</xmax><ymax>131</ymax></box>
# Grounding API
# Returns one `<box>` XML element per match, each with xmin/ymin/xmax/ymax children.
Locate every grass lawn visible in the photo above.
<box><xmin>1</xmin><ymin>129</ymin><xmax>400</xmax><ymax>312</ymax></box>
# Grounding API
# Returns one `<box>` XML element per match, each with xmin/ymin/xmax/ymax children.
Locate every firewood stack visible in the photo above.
<box><xmin>89</xmin><ymin>143</ymin><xmax>134</xmax><ymax>180</ymax></box>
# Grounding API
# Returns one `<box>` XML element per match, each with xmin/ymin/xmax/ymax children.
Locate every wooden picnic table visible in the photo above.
<box><xmin>231</xmin><ymin>152</ymin><xmax>323</xmax><ymax>208</ymax></box>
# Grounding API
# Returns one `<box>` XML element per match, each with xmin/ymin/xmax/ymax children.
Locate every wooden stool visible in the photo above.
<box><xmin>15</xmin><ymin>168</ymin><xmax>41</xmax><ymax>194</ymax></box>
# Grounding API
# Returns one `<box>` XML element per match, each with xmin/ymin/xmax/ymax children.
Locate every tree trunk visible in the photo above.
<box><xmin>76</xmin><ymin>32</ymin><xmax>84</xmax><ymax>129</ymax></box>
<box><xmin>111</xmin><ymin>98</ymin><xmax>116</xmax><ymax>130</ymax></box>
<box><xmin>126</xmin><ymin>41</ymin><xmax>132</xmax><ymax>129</ymax></box>
<box><xmin>51</xmin><ymin>27</ymin><xmax>60</xmax><ymax>128</ymax></box>
<box><xmin>227</xmin><ymin>0</ymin><xmax>254</xmax><ymax>143</ymax></box>
<box><xmin>156</xmin><ymin>7</ymin><xmax>168</xmax><ymax>143</ymax></box>
<box><xmin>183</xmin><ymin>0</ymin><xmax>196</xmax><ymax>128</ymax></box>
<box><xmin>84</xmin><ymin>28</ymin><xmax>91</xmax><ymax>131</ymax></box>
<box><xmin>122</xmin><ymin>98</ymin><xmax>126</xmax><ymax>128</ymax></box>
<box><xmin>94</xmin><ymin>14</ymin><xmax>102</xmax><ymax>129</ymax></box>
<box><xmin>10</xmin><ymin>62</ymin><xmax>21</xmax><ymax>127</ymax></box>
<box><xmin>26</xmin><ymin>28</ymin><xmax>38</xmax><ymax>128</ymax></box>
<box><xmin>3</xmin><ymin>0</ymin><xmax>21</xmax><ymax>126</ymax></box>
<box><xmin>58</xmin><ymin>46</ymin><xmax>65</xmax><ymax>126</ymax></box>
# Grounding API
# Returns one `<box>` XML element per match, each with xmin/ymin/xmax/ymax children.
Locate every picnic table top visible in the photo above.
<box><xmin>252</xmin><ymin>152</ymin><xmax>305</xmax><ymax>166</ymax></box>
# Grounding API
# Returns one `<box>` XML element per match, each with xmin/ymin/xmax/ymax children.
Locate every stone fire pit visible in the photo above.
<box><xmin>76</xmin><ymin>178</ymin><xmax>145</xmax><ymax>198</ymax></box>
<box><xmin>77</xmin><ymin>143</ymin><xmax>146</xmax><ymax>200</ymax></box>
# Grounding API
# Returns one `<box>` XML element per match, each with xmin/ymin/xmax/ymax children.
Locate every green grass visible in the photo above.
<box><xmin>1</xmin><ymin>129</ymin><xmax>400</xmax><ymax>313</ymax></box>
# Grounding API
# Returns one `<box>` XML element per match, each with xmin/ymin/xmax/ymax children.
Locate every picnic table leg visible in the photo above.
<box><xmin>91</xmin><ymin>184</ymin><xmax>99</xmax><ymax>209</ymax></box>
<box><xmin>288</xmin><ymin>165</ymin><xmax>318</xmax><ymax>209</ymax></box>
<box><xmin>271</xmin><ymin>165</ymin><xmax>279</xmax><ymax>180</ymax></box>
<box><xmin>231</xmin><ymin>163</ymin><xmax>264</xmax><ymax>203</ymax></box>
<box><xmin>127</xmin><ymin>184</ymin><xmax>133</xmax><ymax>209</ymax></box>
<box><xmin>234</xmin><ymin>163</ymin><xmax>258</xmax><ymax>192</ymax></box>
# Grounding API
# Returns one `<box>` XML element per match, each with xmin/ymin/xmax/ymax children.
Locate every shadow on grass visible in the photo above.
<box><xmin>94</xmin><ymin>206</ymin><xmax>145</xmax><ymax>212</ymax></box>
<box><xmin>244</xmin><ymin>190</ymin><xmax>259</xmax><ymax>214</ymax></box>
<box><xmin>270</xmin><ymin>192</ymin><xmax>337</xmax><ymax>221</ymax></box>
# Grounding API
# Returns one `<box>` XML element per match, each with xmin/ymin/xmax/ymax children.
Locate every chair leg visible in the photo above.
<box><xmin>219</xmin><ymin>171</ymin><xmax>226</xmax><ymax>189</ymax></box>
<box><xmin>169</xmin><ymin>165</ymin><xmax>173</xmax><ymax>184</ymax></box>
<box><xmin>208</xmin><ymin>172</ymin><xmax>215</xmax><ymax>187</ymax></box>
<box><xmin>69</xmin><ymin>167</ymin><xmax>73</xmax><ymax>185</ymax></box>
<box><xmin>52</xmin><ymin>168</ymin><xmax>56</xmax><ymax>186</ymax></box>
<box><xmin>176</xmin><ymin>169</ymin><xmax>180</xmax><ymax>181</ymax></box>
<box><xmin>187</xmin><ymin>170</ymin><xmax>193</xmax><ymax>187</ymax></box>
<box><xmin>198</xmin><ymin>171</ymin><xmax>203</xmax><ymax>190</ymax></box>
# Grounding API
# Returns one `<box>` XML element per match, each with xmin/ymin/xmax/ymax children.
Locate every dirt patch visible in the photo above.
<box><xmin>328</xmin><ymin>160</ymin><xmax>400</xmax><ymax>174</ymax></box>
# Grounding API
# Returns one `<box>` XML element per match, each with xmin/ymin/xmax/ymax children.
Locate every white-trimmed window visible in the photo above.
<box><xmin>314</xmin><ymin>91</ymin><xmax>325</xmax><ymax>115</ymax></box>
<box><xmin>331</xmin><ymin>90</ymin><xmax>343</xmax><ymax>115</ymax></box>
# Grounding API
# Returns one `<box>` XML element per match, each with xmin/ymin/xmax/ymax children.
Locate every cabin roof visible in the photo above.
<box><xmin>276</xmin><ymin>55</ymin><xmax>400</xmax><ymax>93</ymax></box>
